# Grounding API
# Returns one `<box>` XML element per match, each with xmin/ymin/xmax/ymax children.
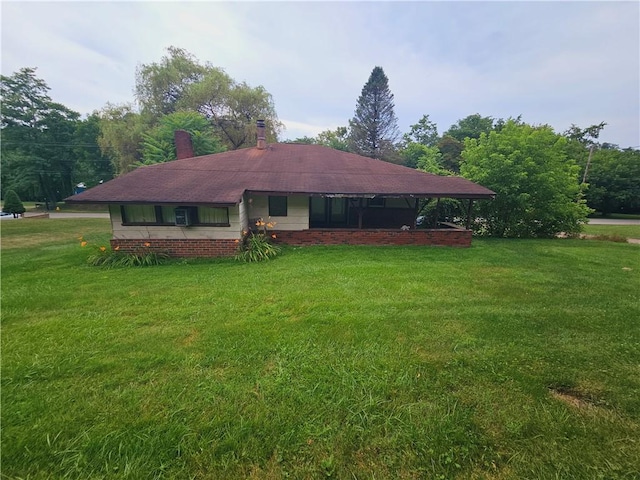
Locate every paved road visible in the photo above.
<box><xmin>47</xmin><ymin>212</ymin><xmax>110</xmax><ymax>219</ymax></box>
<box><xmin>586</xmin><ymin>218</ymin><xmax>640</xmax><ymax>225</ymax></box>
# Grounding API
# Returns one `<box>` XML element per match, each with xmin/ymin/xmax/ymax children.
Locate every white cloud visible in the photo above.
<box><xmin>1</xmin><ymin>1</ymin><xmax>637</xmax><ymax>146</ymax></box>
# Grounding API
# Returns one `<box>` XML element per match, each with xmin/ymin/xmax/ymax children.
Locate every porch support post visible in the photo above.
<box><xmin>413</xmin><ymin>198</ymin><xmax>419</xmax><ymax>228</ymax></box>
<box><xmin>433</xmin><ymin>198</ymin><xmax>440</xmax><ymax>228</ymax></box>
<box><xmin>466</xmin><ymin>199</ymin><xmax>474</xmax><ymax>230</ymax></box>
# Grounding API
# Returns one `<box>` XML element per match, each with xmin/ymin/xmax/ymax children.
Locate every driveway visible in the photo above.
<box><xmin>48</xmin><ymin>212</ymin><xmax>110</xmax><ymax>219</ymax></box>
<box><xmin>21</xmin><ymin>212</ymin><xmax>110</xmax><ymax>219</ymax></box>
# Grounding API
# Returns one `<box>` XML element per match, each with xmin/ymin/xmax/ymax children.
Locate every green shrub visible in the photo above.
<box><xmin>2</xmin><ymin>190</ymin><xmax>25</xmax><ymax>216</ymax></box>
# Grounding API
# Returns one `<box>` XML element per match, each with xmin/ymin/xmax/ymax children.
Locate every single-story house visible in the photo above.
<box><xmin>66</xmin><ymin>122</ymin><xmax>495</xmax><ymax>257</ymax></box>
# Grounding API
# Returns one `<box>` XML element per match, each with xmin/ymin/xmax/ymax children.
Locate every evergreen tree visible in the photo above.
<box><xmin>348</xmin><ymin>67</ymin><xmax>400</xmax><ymax>162</ymax></box>
<box><xmin>3</xmin><ymin>190</ymin><xmax>25</xmax><ymax>217</ymax></box>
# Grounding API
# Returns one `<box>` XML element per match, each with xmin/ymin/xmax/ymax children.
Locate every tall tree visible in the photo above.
<box><xmin>73</xmin><ymin>113</ymin><xmax>115</xmax><ymax>186</ymax></box>
<box><xmin>136</xmin><ymin>47</ymin><xmax>282</xmax><ymax>150</ymax></box>
<box><xmin>316</xmin><ymin>126</ymin><xmax>350</xmax><ymax>151</ymax></box>
<box><xmin>436</xmin><ymin>135</ymin><xmax>464</xmax><ymax>173</ymax></box>
<box><xmin>563</xmin><ymin>121</ymin><xmax>607</xmax><ymax>183</ymax></box>
<box><xmin>582</xmin><ymin>147</ymin><xmax>640</xmax><ymax>215</ymax></box>
<box><xmin>1</xmin><ymin>67</ymin><xmax>80</xmax><ymax>207</ymax></box>
<box><xmin>287</xmin><ymin>127</ymin><xmax>350</xmax><ymax>151</ymax></box>
<box><xmin>140</xmin><ymin>111</ymin><xmax>225</xmax><ymax>165</ymax></box>
<box><xmin>135</xmin><ymin>46</ymin><xmax>209</xmax><ymax>118</ymax></box>
<box><xmin>348</xmin><ymin>66</ymin><xmax>400</xmax><ymax>162</ymax></box>
<box><xmin>96</xmin><ymin>103</ymin><xmax>147</xmax><ymax>175</ymax></box>
<box><xmin>403</xmin><ymin>114</ymin><xmax>438</xmax><ymax>147</ymax></box>
<box><xmin>444</xmin><ymin>114</ymin><xmax>495</xmax><ymax>142</ymax></box>
<box><xmin>564</xmin><ymin>122</ymin><xmax>607</xmax><ymax>146</ymax></box>
<box><xmin>461</xmin><ymin>120</ymin><xmax>591</xmax><ymax>238</ymax></box>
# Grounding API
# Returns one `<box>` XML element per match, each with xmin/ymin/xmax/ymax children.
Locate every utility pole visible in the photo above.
<box><xmin>582</xmin><ymin>144</ymin><xmax>595</xmax><ymax>184</ymax></box>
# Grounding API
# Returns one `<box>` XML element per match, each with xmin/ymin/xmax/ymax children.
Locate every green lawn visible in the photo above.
<box><xmin>2</xmin><ymin>219</ymin><xmax>639</xmax><ymax>479</ymax></box>
<box><xmin>582</xmin><ymin>224</ymin><xmax>640</xmax><ymax>239</ymax></box>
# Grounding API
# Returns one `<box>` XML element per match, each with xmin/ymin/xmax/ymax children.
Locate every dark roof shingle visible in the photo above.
<box><xmin>67</xmin><ymin>144</ymin><xmax>495</xmax><ymax>204</ymax></box>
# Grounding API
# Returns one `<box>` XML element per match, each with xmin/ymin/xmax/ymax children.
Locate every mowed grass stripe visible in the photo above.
<box><xmin>1</xmin><ymin>219</ymin><xmax>639</xmax><ymax>479</ymax></box>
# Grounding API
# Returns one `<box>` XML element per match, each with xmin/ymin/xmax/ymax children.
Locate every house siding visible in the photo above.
<box><xmin>247</xmin><ymin>194</ymin><xmax>309</xmax><ymax>230</ymax></box>
<box><xmin>239</xmin><ymin>197</ymin><xmax>248</xmax><ymax>231</ymax></box>
<box><xmin>109</xmin><ymin>204</ymin><xmax>243</xmax><ymax>240</ymax></box>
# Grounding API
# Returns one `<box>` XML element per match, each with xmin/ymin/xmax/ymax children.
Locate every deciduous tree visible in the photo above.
<box><xmin>140</xmin><ymin>111</ymin><xmax>225</xmax><ymax>165</ymax></box>
<box><xmin>461</xmin><ymin>120</ymin><xmax>591</xmax><ymax>237</ymax></box>
<box><xmin>96</xmin><ymin>103</ymin><xmax>147</xmax><ymax>175</ymax></box>
<box><xmin>136</xmin><ymin>47</ymin><xmax>282</xmax><ymax>150</ymax></box>
<box><xmin>444</xmin><ymin>114</ymin><xmax>495</xmax><ymax>142</ymax></box>
<box><xmin>583</xmin><ymin>147</ymin><xmax>640</xmax><ymax>215</ymax></box>
<box><xmin>73</xmin><ymin>113</ymin><xmax>115</xmax><ymax>187</ymax></box>
<box><xmin>403</xmin><ymin>114</ymin><xmax>438</xmax><ymax>147</ymax></box>
<box><xmin>1</xmin><ymin>67</ymin><xmax>80</xmax><ymax>207</ymax></box>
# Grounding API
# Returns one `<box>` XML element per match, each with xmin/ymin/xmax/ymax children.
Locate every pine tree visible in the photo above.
<box><xmin>348</xmin><ymin>67</ymin><xmax>400</xmax><ymax>162</ymax></box>
<box><xmin>3</xmin><ymin>190</ymin><xmax>25</xmax><ymax>217</ymax></box>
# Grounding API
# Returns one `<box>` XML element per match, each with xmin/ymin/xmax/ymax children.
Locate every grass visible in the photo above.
<box><xmin>5</xmin><ymin>201</ymin><xmax>110</xmax><ymax>213</ymax></box>
<box><xmin>582</xmin><ymin>224</ymin><xmax>640</xmax><ymax>239</ymax></box>
<box><xmin>2</xmin><ymin>218</ymin><xmax>640</xmax><ymax>479</ymax></box>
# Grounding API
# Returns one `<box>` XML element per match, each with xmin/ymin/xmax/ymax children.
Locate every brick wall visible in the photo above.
<box><xmin>274</xmin><ymin>228</ymin><xmax>472</xmax><ymax>247</ymax></box>
<box><xmin>110</xmin><ymin>228</ymin><xmax>472</xmax><ymax>258</ymax></box>
<box><xmin>110</xmin><ymin>238</ymin><xmax>238</xmax><ymax>258</ymax></box>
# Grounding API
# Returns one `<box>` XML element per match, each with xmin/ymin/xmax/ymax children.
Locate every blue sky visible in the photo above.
<box><xmin>2</xmin><ymin>1</ymin><xmax>639</xmax><ymax>147</ymax></box>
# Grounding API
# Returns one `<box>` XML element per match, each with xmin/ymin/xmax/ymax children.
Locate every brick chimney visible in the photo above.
<box><xmin>175</xmin><ymin>130</ymin><xmax>194</xmax><ymax>159</ymax></box>
<box><xmin>256</xmin><ymin>120</ymin><xmax>266</xmax><ymax>150</ymax></box>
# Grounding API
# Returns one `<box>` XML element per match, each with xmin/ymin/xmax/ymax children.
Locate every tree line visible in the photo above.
<box><xmin>1</xmin><ymin>47</ymin><xmax>281</xmax><ymax>208</ymax></box>
<box><xmin>1</xmin><ymin>53</ymin><xmax>638</xmax><ymax>235</ymax></box>
<box><xmin>292</xmin><ymin>66</ymin><xmax>639</xmax><ymax>236</ymax></box>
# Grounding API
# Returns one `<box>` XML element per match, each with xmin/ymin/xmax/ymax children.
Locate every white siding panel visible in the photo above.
<box><xmin>109</xmin><ymin>204</ymin><xmax>243</xmax><ymax>240</ymax></box>
<box><xmin>247</xmin><ymin>194</ymin><xmax>309</xmax><ymax>230</ymax></box>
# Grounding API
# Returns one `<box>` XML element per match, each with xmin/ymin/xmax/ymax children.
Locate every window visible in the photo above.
<box><xmin>268</xmin><ymin>196</ymin><xmax>288</xmax><ymax>216</ymax></box>
<box><xmin>121</xmin><ymin>205</ymin><xmax>158</xmax><ymax>224</ymax></box>
<box><xmin>120</xmin><ymin>205</ymin><xmax>229</xmax><ymax>226</ymax></box>
<box><xmin>198</xmin><ymin>207</ymin><xmax>229</xmax><ymax>225</ymax></box>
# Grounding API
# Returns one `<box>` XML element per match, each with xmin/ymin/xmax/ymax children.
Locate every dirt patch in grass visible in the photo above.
<box><xmin>548</xmin><ymin>385</ymin><xmax>609</xmax><ymax>411</ymax></box>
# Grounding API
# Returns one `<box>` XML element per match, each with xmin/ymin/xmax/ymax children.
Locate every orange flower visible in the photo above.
<box><xmin>114</xmin><ymin>246</ymin><xmax>120</xmax><ymax>251</ymax></box>
<box><xmin>271</xmin><ymin>234</ymin><xmax>277</xmax><ymax>239</ymax></box>
<box><xmin>234</xmin><ymin>239</ymin><xmax>240</xmax><ymax>244</ymax></box>
<box><xmin>266</xmin><ymin>222</ymin><xmax>274</xmax><ymax>228</ymax></box>
<box><xmin>99</xmin><ymin>246</ymin><xmax>106</xmax><ymax>252</ymax></box>
<box><xmin>80</xmin><ymin>241</ymin><xmax>87</xmax><ymax>247</ymax></box>
<box><xmin>143</xmin><ymin>242</ymin><xmax>151</xmax><ymax>247</ymax></box>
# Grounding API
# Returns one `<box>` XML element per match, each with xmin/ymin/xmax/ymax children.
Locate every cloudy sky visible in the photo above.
<box><xmin>2</xmin><ymin>1</ymin><xmax>639</xmax><ymax>147</ymax></box>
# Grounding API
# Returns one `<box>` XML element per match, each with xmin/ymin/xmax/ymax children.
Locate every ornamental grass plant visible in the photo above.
<box><xmin>81</xmin><ymin>237</ymin><xmax>170</xmax><ymax>267</ymax></box>
<box><xmin>235</xmin><ymin>217</ymin><xmax>281</xmax><ymax>262</ymax></box>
